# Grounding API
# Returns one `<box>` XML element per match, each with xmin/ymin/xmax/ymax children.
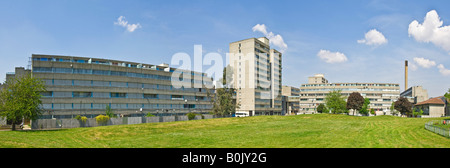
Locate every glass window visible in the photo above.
<box><xmin>111</xmin><ymin>81</ymin><xmax>127</xmax><ymax>87</ymax></box>
<box><xmin>73</xmin><ymin>80</ymin><xmax>92</xmax><ymax>86</ymax></box>
<box><xmin>144</xmin><ymin>94</ymin><xmax>158</xmax><ymax>99</ymax></box>
<box><xmin>53</xmin><ymin>68</ymin><xmax>72</xmax><ymax>73</ymax></box>
<box><xmin>93</xmin><ymin>70</ymin><xmax>110</xmax><ymax>75</ymax></box>
<box><xmin>41</xmin><ymin>91</ymin><xmax>53</xmax><ymax>97</ymax></box>
<box><xmin>73</xmin><ymin>92</ymin><xmax>92</xmax><ymax>98</ymax></box>
<box><xmin>111</xmin><ymin>92</ymin><xmax>127</xmax><ymax>98</ymax></box>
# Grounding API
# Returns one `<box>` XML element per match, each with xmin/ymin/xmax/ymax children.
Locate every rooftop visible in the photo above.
<box><xmin>415</xmin><ymin>96</ymin><xmax>445</xmax><ymax>106</ymax></box>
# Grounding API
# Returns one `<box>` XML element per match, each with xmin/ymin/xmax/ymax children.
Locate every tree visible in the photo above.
<box><xmin>346</xmin><ymin>92</ymin><xmax>365</xmax><ymax>115</ymax></box>
<box><xmin>359</xmin><ymin>98</ymin><xmax>370</xmax><ymax>116</ymax></box>
<box><xmin>208</xmin><ymin>66</ymin><xmax>240</xmax><ymax>116</ymax></box>
<box><xmin>105</xmin><ymin>105</ymin><xmax>116</xmax><ymax>118</ymax></box>
<box><xmin>445</xmin><ymin>89</ymin><xmax>450</xmax><ymax>100</ymax></box>
<box><xmin>0</xmin><ymin>74</ymin><xmax>46</xmax><ymax>130</ymax></box>
<box><xmin>394</xmin><ymin>97</ymin><xmax>412</xmax><ymax>117</ymax></box>
<box><xmin>325</xmin><ymin>90</ymin><xmax>347</xmax><ymax>114</ymax></box>
<box><xmin>317</xmin><ymin>104</ymin><xmax>328</xmax><ymax>113</ymax></box>
<box><xmin>390</xmin><ymin>102</ymin><xmax>399</xmax><ymax>116</ymax></box>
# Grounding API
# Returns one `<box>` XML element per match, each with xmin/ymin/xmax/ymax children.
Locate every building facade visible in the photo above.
<box><xmin>7</xmin><ymin>54</ymin><xmax>214</xmax><ymax>119</ymax></box>
<box><xmin>414</xmin><ymin>96</ymin><xmax>448</xmax><ymax>117</ymax></box>
<box><xmin>229</xmin><ymin>37</ymin><xmax>282</xmax><ymax>116</ymax></box>
<box><xmin>282</xmin><ymin>85</ymin><xmax>300</xmax><ymax>115</ymax></box>
<box><xmin>299</xmin><ymin>74</ymin><xmax>400</xmax><ymax>115</ymax></box>
<box><xmin>400</xmin><ymin>86</ymin><xmax>429</xmax><ymax>105</ymax></box>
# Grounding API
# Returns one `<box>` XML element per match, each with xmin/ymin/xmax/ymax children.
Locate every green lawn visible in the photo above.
<box><xmin>1</xmin><ymin>114</ymin><xmax>449</xmax><ymax>148</ymax></box>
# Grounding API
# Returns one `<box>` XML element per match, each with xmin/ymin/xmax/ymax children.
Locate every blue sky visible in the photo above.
<box><xmin>0</xmin><ymin>0</ymin><xmax>449</xmax><ymax>97</ymax></box>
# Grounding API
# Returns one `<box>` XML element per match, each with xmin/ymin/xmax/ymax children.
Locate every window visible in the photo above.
<box><xmin>53</xmin><ymin>80</ymin><xmax>72</xmax><ymax>86</ymax></box>
<box><xmin>92</xmin><ymin>92</ymin><xmax>110</xmax><ymax>98</ymax></box>
<box><xmin>73</xmin><ymin>92</ymin><xmax>92</xmax><ymax>98</ymax></box>
<box><xmin>111</xmin><ymin>92</ymin><xmax>127</xmax><ymax>98</ymax></box>
<box><xmin>53</xmin><ymin>68</ymin><xmax>72</xmax><ymax>73</ymax></box>
<box><xmin>93</xmin><ymin>70</ymin><xmax>110</xmax><ymax>75</ymax></box>
<box><xmin>143</xmin><ymin>94</ymin><xmax>158</xmax><ymax>99</ymax></box>
<box><xmin>41</xmin><ymin>91</ymin><xmax>53</xmax><ymax>97</ymax></box>
<box><xmin>183</xmin><ymin>104</ymin><xmax>195</xmax><ymax>108</ymax></box>
<box><xmin>93</xmin><ymin>81</ymin><xmax>109</xmax><ymax>87</ymax></box>
<box><xmin>53</xmin><ymin>92</ymin><xmax>72</xmax><ymax>97</ymax></box>
<box><xmin>73</xmin><ymin>69</ymin><xmax>92</xmax><ymax>74</ymax></box>
<box><xmin>171</xmin><ymin>95</ymin><xmax>183</xmax><ymax>100</ymax></box>
<box><xmin>111</xmin><ymin>81</ymin><xmax>127</xmax><ymax>87</ymax></box>
<box><xmin>73</xmin><ymin>80</ymin><xmax>92</xmax><ymax>86</ymax></box>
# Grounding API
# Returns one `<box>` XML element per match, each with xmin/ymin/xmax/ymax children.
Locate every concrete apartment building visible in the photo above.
<box><xmin>5</xmin><ymin>54</ymin><xmax>214</xmax><ymax>119</ymax></box>
<box><xmin>229</xmin><ymin>37</ymin><xmax>282</xmax><ymax>116</ymax></box>
<box><xmin>282</xmin><ymin>85</ymin><xmax>300</xmax><ymax>115</ymax></box>
<box><xmin>299</xmin><ymin>74</ymin><xmax>400</xmax><ymax>115</ymax></box>
<box><xmin>400</xmin><ymin>86</ymin><xmax>429</xmax><ymax>105</ymax></box>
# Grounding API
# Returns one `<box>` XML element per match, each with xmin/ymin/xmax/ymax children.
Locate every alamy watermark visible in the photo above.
<box><xmin>170</xmin><ymin>45</ymin><xmax>279</xmax><ymax>99</ymax></box>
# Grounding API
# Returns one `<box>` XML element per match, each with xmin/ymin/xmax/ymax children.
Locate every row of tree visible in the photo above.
<box><xmin>316</xmin><ymin>90</ymin><xmax>425</xmax><ymax>117</ymax></box>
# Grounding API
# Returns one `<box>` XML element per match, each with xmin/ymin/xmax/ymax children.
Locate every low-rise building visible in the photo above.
<box><xmin>299</xmin><ymin>74</ymin><xmax>400</xmax><ymax>115</ymax></box>
<box><xmin>414</xmin><ymin>96</ymin><xmax>449</xmax><ymax>117</ymax></box>
<box><xmin>282</xmin><ymin>85</ymin><xmax>300</xmax><ymax>115</ymax></box>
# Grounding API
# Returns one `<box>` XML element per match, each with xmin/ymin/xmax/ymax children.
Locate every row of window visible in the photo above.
<box><xmin>300</xmin><ymin>88</ymin><xmax>400</xmax><ymax>92</ymax></box>
<box><xmin>301</xmin><ymin>83</ymin><xmax>400</xmax><ymax>87</ymax></box>
<box><xmin>42</xmin><ymin>79</ymin><xmax>208</xmax><ymax>93</ymax></box>
<box><xmin>42</xmin><ymin>91</ymin><xmax>208</xmax><ymax>100</ymax></box>
<box><xmin>40</xmin><ymin>103</ymin><xmax>213</xmax><ymax>110</ymax></box>
<box><xmin>32</xmin><ymin>57</ymin><xmax>207</xmax><ymax>77</ymax></box>
<box><xmin>33</xmin><ymin>67</ymin><xmax>213</xmax><ymax>86</ymax></box>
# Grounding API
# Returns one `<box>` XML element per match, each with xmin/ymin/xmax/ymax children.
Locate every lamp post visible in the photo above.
<box><xmin>185</xmin><ymin>99</ymin><xmax>189</xmax><ymax>114</ymax></box>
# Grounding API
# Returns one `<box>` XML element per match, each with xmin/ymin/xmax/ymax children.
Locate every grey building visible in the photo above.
<box><xmin>6</xmin><ymin>54</ymin><xmax>214</xmax><ymax>119</ymax></box>
<box><xmin>229</xmin><ymin>37</ymin><xmax>283</xmax><ymax>116</ymax></box>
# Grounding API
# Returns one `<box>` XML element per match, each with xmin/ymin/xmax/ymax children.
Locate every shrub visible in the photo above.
<box><xmin>80</xmin><ymin>116</ymin><xmax>87</xmax><ymax>123</ymax></box>
<box><xmin>186</xmin><ymin>113</ymin><xmax>196</xmax><ymax>120</ymax></box>
<box><xmin>146</xmin><ymin>113</ymin><xmax>155</xmax><ymax>117</ymax></box>
<box><xmin>75</xmin><ymin>115</ymin><xmax>87</xmax><ymax>124</ymax></box>
<box><xmin>95</xmin><ymin>115</ymin><xmax>110</xmax><ymax>125</ymax></box>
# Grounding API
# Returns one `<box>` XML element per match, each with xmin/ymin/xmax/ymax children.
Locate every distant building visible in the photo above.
<box><xmin>299</xmin><ymin>74</ymin><xmax>400</xmax><ymax>115</ymax></box>
<box><xmin>5</xmin><ymin>54</ymin><xmax>214</xmax><ymax>119</ymax></box>
<box><xmin>282</xmin><ymin>85</ymin><xmax>300</xmax><ymax>115</ymax></box>
<box><xmin>229</xmin><ymin>37</ymin><xmax>283</xmax><ymax>116</ymax></box>
<box><xmin>400</xmin><ymin>86</ymin><xmax>429</xmax><ymax>104</ymax></box>
<box><xmin>414</xmin><ymin>96</ymin><xmax>449</xmax><ymax>117</ymax></box>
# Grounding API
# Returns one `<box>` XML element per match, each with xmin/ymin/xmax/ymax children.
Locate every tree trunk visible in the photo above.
<box><xmin>11</xmin><ymin>123</ymin><xmax>16</xmax><ymax>131</ymax></box>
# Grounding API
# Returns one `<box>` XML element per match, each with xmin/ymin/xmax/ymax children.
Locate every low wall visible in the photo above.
<box><xmin>31</xmin><ymin>115</ymin><xmax>227</xmax><ymax>130</ymax></box>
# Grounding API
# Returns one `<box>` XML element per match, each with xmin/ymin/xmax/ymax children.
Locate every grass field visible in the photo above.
<box><xmin>1</xmin><ymin>114</ymin><xmax>449</xmax><ymax>148</ymax></box>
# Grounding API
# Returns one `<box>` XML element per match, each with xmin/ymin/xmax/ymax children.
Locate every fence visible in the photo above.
<box><xmin>424</xmin><ymin>120</ymin><xmax>450</xmax><ymax>138</ymax></box>
<box><xmin>31</xmin><ymin>114</ymin><xmax>226</xmax><ymax>130</ymax></box>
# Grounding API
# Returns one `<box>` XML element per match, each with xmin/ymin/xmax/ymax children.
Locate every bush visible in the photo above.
<box><xmin>95</xmin><ymin>115</ymin><xmax>110</xmax><ymax>125</ymax></box>
<box><xmin>80</xmin><ymin>116</ymin><xmax>87</xmax><ymax>123</ymax></box>
<box><xmin>146</xmin><ymin>113</ymin><xmax>155</xmax><ymax>117</ymax></box>
<box><xmin>75</xmin><ymin>115</ymin><xmax>87</xmax><ymax>123</ymax></box>
<box><xmin>186</xmin><ymin>113</ymin><xmax>196</xmax><ymax>120</ymax></box>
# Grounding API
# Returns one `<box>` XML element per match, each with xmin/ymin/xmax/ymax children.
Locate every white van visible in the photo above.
<box><xmin>235</xmin><ymin>112</ymin><xmax>250</xmax><ymax>117</ymax></box>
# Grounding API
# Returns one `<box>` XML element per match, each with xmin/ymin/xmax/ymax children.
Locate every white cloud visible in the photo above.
<box><xmin>114</xmin><ymin>16</ymin><xmax>142</xmax><ymax>32</ymax></box>
<box><xmin>409</xmin><ymin>62</ymin><xmax>418</xmax><ymax>71</ymax></box>
<box><xmin>357</xmin><ymin>29</ymin><xmax>388</xmax><ymax>46</ymax></box>
<box><xmin>408</xmin><ymin>10</ymin><xmax>450</xmax><ymax>51</ymax></box>
<box><xmin>413</xmin><ymin>57</ymin><xmax>436</xmax><ymax>68</ymax></box>
<box><xmin>438</xmin><ymin>64</ymin><xmax>450</xmax><ymax>76</ymax></box>
<box><xmin>317</xmin><ymin>49</ymin><xmax>348</xmax><ymax>63</ymax></box>
<box><xmin>252</xmin><ymin>24</ymin><xmax>288</xmax><ymax>53</ymax></box>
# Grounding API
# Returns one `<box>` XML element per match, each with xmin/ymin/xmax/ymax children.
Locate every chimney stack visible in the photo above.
<box><xmin>405</xmin><ymin>60</ymin><xmax>408</xmax><ymax>91</ymax></box>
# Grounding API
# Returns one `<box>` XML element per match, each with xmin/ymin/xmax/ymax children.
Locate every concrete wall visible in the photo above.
<box><xmin>31</xmin><ymin>115</ymin><xmax>225</xmax><ymax>130</ymax></box>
